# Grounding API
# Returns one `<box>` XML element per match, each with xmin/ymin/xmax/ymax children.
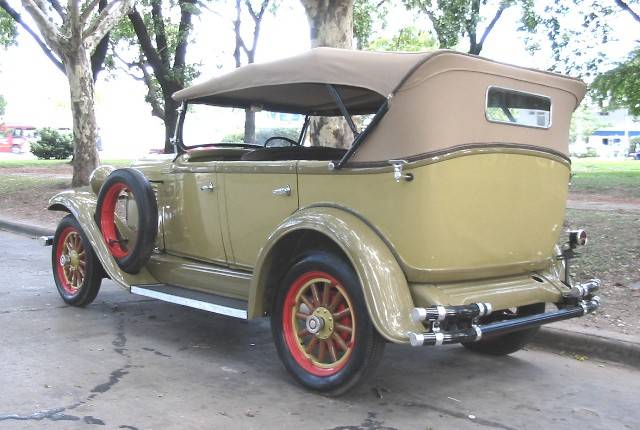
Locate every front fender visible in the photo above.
<box><xmin>250</xmin><ymin>206</ymin><xmax>423</xmax><ymax>344</ymax></box>
<box><xmin>48</xmin><ymin>190</ymin><xmax>158</xmax><ymax>289</ymax></box>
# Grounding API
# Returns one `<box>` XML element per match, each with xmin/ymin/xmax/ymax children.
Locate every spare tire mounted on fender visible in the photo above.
<box><xmin>95</xmin><ymin>168</ymin><xmax>158</xmax><ymax>274</ymax></box>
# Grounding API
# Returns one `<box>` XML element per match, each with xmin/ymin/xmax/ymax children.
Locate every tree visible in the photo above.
<box><xmin>0</xmin><ymin>0</ymin><xmax>129</xmax><ymax>185</ymax></box>
<box><xmin>368</xmin><ymin>25</ymin><xmax>436</xmax><ymax>51</ymax></box>
<box><xmin>107</xmin><ymin>0</ymin><xmax>202</xmax><ymax>153</ymax></box>
<box><xmin>233</xmin><ymin>0</ymin><xmax>270</xmax><ymax>144</ymax></box>
<box><xmin>0</xmin><ymin>94</ymin><xmax>6</xmax><ymax>118</ymax></box>
<box><xmin>300</xmin><ymin>0</ymin><xmax>354</xmax><ymax>148</ymax></box>
<box><xmin>591</xmin><ymin>49</ymin><xmax>640</xmax><ymax>116</ymax></box>
<box><xmin>403</xmin><ymin>0</ymin><xmax>529</xmax><ymax>55</ymax></box>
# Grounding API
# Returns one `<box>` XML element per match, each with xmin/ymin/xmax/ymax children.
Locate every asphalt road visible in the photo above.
<box><xmin>0</xmin><ymin>230</ymin><xmax>638</xmax><ymax>430</ymax></box>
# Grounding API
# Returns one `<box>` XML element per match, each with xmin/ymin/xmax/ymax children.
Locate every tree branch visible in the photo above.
<box><xmin>20</xmin><ymin>0</ymin><xmax>63</xmax><ymax>55</ymax></box>
<box><xmin>47</xmin><ymin>0</ymin><xmax>64</xmax><ymax>18</ymax></box>
<box><xmin>90</xmin><ymin>0</ymin><xmax>109</xmax><ymax>81</ymax></box>
<box><xmin>478</xmin><ymin>3</ymin><xmax>507</xmax><ymax>48</ymax></box>
<box><xmin>84</xmin><ymin>0</ymin><xmax>134</xmax><ymax>52</ymax></box>
<box><xmin>150</xmin><ymin>0</ymin><xmax>170</xmax><ymax>67</ymax></box>
<box><xmin>0</xmin><ymin>0</ymin><xmax>64</xmax><ymax>72</ymax></box>
<box><xmin>79</xmin><ymin>0</ymin><xmax>103</xmax><ymax>25</ymax></box>
<box><xmin>615</xmin><ymin>0</ymin><xmax>640</xmax><ymax>25</ymax></box>
<box><xmin>173</xmin><ymin>0</ymin><xmax>195</xmax><ymax>72</ymax></box>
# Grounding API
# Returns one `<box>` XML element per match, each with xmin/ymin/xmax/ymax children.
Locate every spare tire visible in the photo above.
<box><xmin>95</xmin><ymin>168</ymin><xmax>158</xmax><ymax>274</ymax></box>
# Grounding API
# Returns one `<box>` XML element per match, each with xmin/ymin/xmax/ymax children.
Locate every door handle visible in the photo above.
<box><xmin>272</xmin><ymin>185</ymin><xmax>291</xmax><ymax>196</ymax></box>
<box><xmin>200</xmin><ymin>182</ymin><xmax>215</xmax><ymax>192</ymax></box>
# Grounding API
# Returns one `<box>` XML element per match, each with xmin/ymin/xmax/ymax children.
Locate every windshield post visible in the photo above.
<box><xmin>174</xmin><ymin>102</ymin><xmax>188</xmax><ymax>154</ymax></box>
<box><xmin>297</xmin><ymin>115</ymin><xmax>310</xmax><ymax>146</ymax></box>
<box><xmin>325</xmin><ymin>84</ymin><xmax>359</xmax><ymax>137</ymax></box>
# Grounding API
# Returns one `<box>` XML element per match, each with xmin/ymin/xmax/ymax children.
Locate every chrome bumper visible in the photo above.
<box><xmin>408</xmin><ymin>279</ymin><xmax>601</xmax><ymax>347</ymax></box>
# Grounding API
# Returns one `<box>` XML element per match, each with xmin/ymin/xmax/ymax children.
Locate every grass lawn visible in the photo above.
<box><xmin>0</xmin><ymin>159</ymin><xmax>132</xmax><ymax>168</ymax></box>
<box><xmin>570</xmin><ymin>158</ymin><xmax>640</xmax><ymax>200</ymax></box>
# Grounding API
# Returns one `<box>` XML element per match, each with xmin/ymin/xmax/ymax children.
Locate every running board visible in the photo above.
<box><xmin>130</xmin><ymin>284</ymin><xmax>248</xmax><ymax>319</ymax></box>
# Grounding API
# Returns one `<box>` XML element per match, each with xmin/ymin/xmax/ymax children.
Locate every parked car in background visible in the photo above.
<box><xmin>44</xmin><ymin>48</ymin><xmax>600</xmax><ymax>395</ymax></box>
<box><xmin>0</xmin><ymin>124</ymin><xmax>38</xmax><ymax>153</ymax></box>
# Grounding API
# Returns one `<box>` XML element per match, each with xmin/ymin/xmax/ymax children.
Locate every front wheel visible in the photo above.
<box><xmin>52</xmin><ymin>214</ymin><xmax>103</xmax><ymax>306</ymax></box>
<box><xmin>271</xmin><ymin>251</ymin><xmax>385</xmax><ymax>396</ymax></box>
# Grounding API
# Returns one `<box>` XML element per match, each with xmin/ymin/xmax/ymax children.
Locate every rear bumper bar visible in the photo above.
<box><xmin>408</xmin><ymin>279</ymin><xmax>601</xmax><ymax>347</ymax></box>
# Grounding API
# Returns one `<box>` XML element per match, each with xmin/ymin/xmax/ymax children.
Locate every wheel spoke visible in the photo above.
<box><xmin>321</xmin><ymin>282</ymin><xmax>331</xmax><ymax>306</ymax></box>
<box><xmin>328</xmin><ymin>290</ymin><xmax>343</xmax><ymax>312</ymax></box>
<box><xmin>295</xmin><ymin>311</ymin><xmax>310</xmax><ymax>321</ymax></box>
<box><xmin>305</xmin><ymin>336</ymin><xmax>318</xmax><ymax>354</ymax></box>
<box><xmin>300</xmin><ymin>295</ymin><xmax>315</xmax><ymax>313</ymax></box>
<box><xmin>332</xmin><ymin>333</ymin><xmax>349</xmax><ymax>352</ymax></box>
<box><xmin>333</xmin><ymin>307</ymin><xmax>351</xmax><ymax>320</ymax></box>
<box><xmin>335</xmin><ymin>323</ymin><xmax>352</xmax><ymax>335</ymax></box>
<box><xmin>310</xmin><ymin>283</ymin><xmax>321</xmax><ymax>307</ymax></box>
<box><xmin>318</xmin><ymin>340</ymin><xmax>327</xmax><ymax>362</ymax></box>
<box><xmin>327</xmin><ymin>338</ymin><xmax>337</xmax><ymax>362</ymax></box>
<box><xmin>297</xmin><ymin>328</ymin><xmax>309</xmax><ymax>338</ymax></box>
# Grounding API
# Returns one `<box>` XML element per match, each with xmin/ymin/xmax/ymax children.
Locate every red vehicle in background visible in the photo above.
<box><xmin>0</xmin><ymin>125</ymin><xmax>38</xmax><ymax>153</ymax></box>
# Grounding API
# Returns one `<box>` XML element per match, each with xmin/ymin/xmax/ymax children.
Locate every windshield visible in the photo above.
<box><xmin>182</xmin><ymin>104</ymin><xmax>306</xmax><ymax>147</ymax></box>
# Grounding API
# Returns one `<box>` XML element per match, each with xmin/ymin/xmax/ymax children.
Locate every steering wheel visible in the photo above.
<box><xmin>264</xmin><ymin>136</ymin><xmax>299</xmax><ymax>147</ymax></box>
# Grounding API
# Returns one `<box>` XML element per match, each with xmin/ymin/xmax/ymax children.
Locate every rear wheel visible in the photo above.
<box><xmin>271</xmin><ymin>251</ymin><xmax>385</xmax><ymax>396</ymax></box>
<box><xmin>462</xmin><ymin>303</ymin><xmax>546</xmax><ymax>355</ymax></box>
<box><xmin>11</xmin><ymin>145</ymin><xmax>21</xmax><ymax>154</ymax></box>
<box><xmin>52</xmin><ymin>214</ymin><xmax>102</xmax><ymax>306</ymax></box>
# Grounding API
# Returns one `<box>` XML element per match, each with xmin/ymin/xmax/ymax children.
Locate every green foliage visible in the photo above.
<box><xmin>630</xmin><ymin>136</ymin><xmax>640</xmax><ymax>154</ymax></box>
<box><xmin>521</xmin><ymin>0</ymin><xmax>614</xmax><ymax>77</ymax></box>
<box><xmin>30</xmin><ymin>128</ymin><xmax>74</xmax><ymax>160</ymax></box>
<box><xmin>222</xmin><ymin>127</ymin><xmax>299</xmax><ymax>146</ymax></box>
<box><xmin>0</xmin><ymin>94</ymin><xmax>6</xmax><ymax>118</ymax></box>
<box><xmin>0</xmin><ymin>9</ymin><xmax>17</xmax><ymax>48</ymax></box>
<box><xmin>402</xmin><ymin>0</ymin><xmax>525</xmax><ymax>53</ymax></box>
<box><xmin>591</xmin><ymin>49</ymin><xmax>640</xmax><ymax>116</ymax></box>
<box><xmin>572</xmin><ymin>148</ymin><xmax>598</xmax><ymax>158</ymax></box>
<box><xmin>368</xmin><ymin>26</ymin><xmax>436</xmax><ymax>51</ymax></box>
<box><xmin>354</xmin><ymin>0</ymin><xmax>388</xmax><ymax>49</ymax></box>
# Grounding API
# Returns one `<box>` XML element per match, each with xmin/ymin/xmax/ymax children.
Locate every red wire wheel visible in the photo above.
<box><xmin>282</xmin><ymin>271</ymin><xmax>356</xmax><ymax>377</ymax></box>
<box><xmin>55</xmin><ymin>226</ymin><xmax>86</xmax><ymax>295</ymax></box>
<box><xmin>272</xmin><ymin>251</ymin><xmax>385</xmax><ymax>395</ymax></box>
<box><xmin>52</xmin><ymin>214</ymin><xmax>102</xmax><ymax>307</ymax></box>
<box><xmin>95</xmin><ymin>168</ymin><xmax>158</xmax><ymax>274</ymax></box>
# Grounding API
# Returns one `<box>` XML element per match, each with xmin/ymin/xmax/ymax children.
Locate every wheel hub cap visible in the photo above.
<box><xmin>308</xmin><ymin>307</ymin><xmax>334</xmax><ymax>340</ymax></box>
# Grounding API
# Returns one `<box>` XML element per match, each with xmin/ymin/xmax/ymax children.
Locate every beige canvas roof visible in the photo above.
<box><xmin>173</xmin><ymin>48</ymin><xmax>434</xmax><ymax>114</ymax></box>
<box><xmin>174</xmin><ymin>47</ymin><xmax>587</xmax><ymax>159</ymax></box>
<box><xmin>173</xmin><ymin>47</ymin><xmax>585</xmax><ymax>116</ymax></box>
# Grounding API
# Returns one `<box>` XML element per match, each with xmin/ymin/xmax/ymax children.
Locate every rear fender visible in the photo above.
<box><xmin>48</xmin><ymin>190</ymin><xmax>158</xmax><ymax>289</ymax></box>
<box><xmin>250</xmin><ymin>206</ymin><xmax>423</xmax><ymax>344</ymax></box>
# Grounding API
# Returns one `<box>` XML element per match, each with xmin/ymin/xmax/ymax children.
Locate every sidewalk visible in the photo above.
<box><xmin>2</xmin><ymin>214</ymin><xmax>638</xmax><ymax>370</ymax></box>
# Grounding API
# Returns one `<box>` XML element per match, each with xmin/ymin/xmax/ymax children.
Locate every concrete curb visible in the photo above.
<box><xmin>532</xmin><ymin>326</ymin><xmax>640</xmax><ymax>369</ymax></box>
<box><xmin>0</xmin><ymin>217</ymin><xmax>54</xmax><ymax>238</ymax></box>
<box><xmin>1</xmin><ymin>216</ymin><xmax>639</xmax><ymax>369</ymax></box>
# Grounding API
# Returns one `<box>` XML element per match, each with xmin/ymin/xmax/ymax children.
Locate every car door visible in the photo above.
<box><xmin>163</xmin><ymin>165</ymin><xmax>228</xmax><ymax>265</ymax></box>
<box><xmin>220</xmin><ymin>161</ymin><xmax>298</xmax><ymax>268</ymax></box>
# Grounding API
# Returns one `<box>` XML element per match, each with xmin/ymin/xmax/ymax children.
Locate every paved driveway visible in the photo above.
<box><xmin>0</xmin><ymin>230</ymin><xmax>638</xmax><ymax>430</ymax></box>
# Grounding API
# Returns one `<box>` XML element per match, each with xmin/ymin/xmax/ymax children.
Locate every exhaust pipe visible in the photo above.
<box><xmin>408</xmin><ymin>297</ymin><xmax>600</xmax><ymax>347</ymax></box>
<box><xmin>563</xmin><ymin>279</ymin><xmax>600</xmax><ymax>299</ymax></box>
<box><xmin>410</xmin><ymin>302</ymin><xmax>492</xmax><ymax>323</ymax></box>
<box><xmin>39</xmin><ymin>236</ymin><xmax>53</xmax><ymax>247</ymax></box>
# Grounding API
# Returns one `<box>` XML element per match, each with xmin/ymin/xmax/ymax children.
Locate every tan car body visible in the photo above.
<box><xmin>49</xmin><ymin>48</ymin><xmax>584</xmax><ymax>344</ymax></box>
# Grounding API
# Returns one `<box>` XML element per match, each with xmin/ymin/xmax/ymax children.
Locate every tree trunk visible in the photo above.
<box><xmin>244</xmin><ymin>110</ymin><xmax>256</xmax><ymax>144</ymax></box>
<box><xmin>65</xmin><ymin>50</ymin><xmax>100</xmax><ymax>187</ymax></box>
<box><xmin>164</xmin><ymin>97</ymin><xmax>179</xmax><ymax>153</ymax></box>
<box><xmin>301</xmin><ymin>0</ymin><xmax>354</xmax><ymax>148</ymax></box>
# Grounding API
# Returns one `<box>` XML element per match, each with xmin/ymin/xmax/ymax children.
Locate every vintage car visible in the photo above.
<box><xmin>44</xmin><ymin>48</ymin><xmax>600</xmax><ymax>395</ymax></box>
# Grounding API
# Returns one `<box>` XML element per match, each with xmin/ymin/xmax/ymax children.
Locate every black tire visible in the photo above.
<box><xmin>95</xmin><ymin>168</ymin><xmax>157</xmax><ymax>274</ymax></box>
<box><xmin>271</xmin><ymin>251</ymin><xmax>385</xmax><ymax>396</ymax></box>
<box><xmin>462</xmin><ymin>303</ymin><xmax>546</xmax><ymax>355</ymax></box>
<box><xmin>52</xmin><ymin>214</ymin><xmax>102</xmax><ymax>306</ymax></box>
